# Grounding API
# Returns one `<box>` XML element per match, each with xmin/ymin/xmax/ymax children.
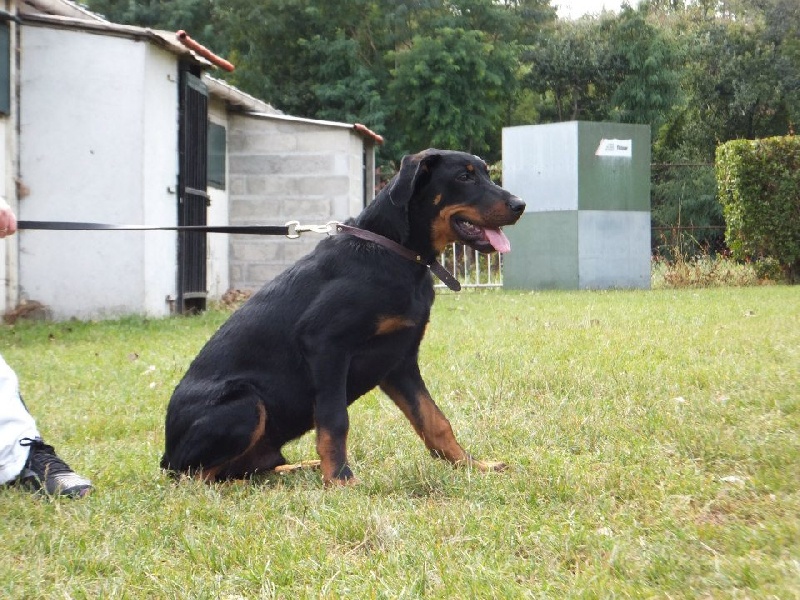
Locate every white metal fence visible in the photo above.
<box><xmin>434</xmin><ymin>243</ymin><xmax>504</xmax><ymax>289</ymax></box>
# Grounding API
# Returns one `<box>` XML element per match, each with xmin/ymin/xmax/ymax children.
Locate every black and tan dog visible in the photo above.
<box><xmin>161</xmin><ymin>149</ymin><xmax>525</xmax><ymax>485</ymax></box>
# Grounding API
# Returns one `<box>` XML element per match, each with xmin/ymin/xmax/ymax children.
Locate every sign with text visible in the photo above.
<box><xmin>595</xmin><ymin>138</ymin><xmax>632</xmax><ymax>158</ymax></box>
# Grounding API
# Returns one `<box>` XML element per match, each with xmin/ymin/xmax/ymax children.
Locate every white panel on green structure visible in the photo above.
<box><xmin>502</xmin><ymin>121</ymin><xmax>651</xmax><ymax>291</ymax></box>
<box><xmin>578</xmin><ymin>211</ymin><xmax>651</xmax><ymax>289</ymax></box>
<box><xmin>502</xmin><ymin>123</ymin><xmax>579</xmax><ymax>212</ymax></box>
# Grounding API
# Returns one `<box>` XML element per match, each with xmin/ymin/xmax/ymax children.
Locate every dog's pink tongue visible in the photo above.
<box><xmin>484</xmin><ymin>228</ymin><xmax>511</xmax><ymax>253</ymax></box>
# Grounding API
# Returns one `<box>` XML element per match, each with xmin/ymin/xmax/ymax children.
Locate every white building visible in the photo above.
<box><xmin>1</xmin><ymin>0</ymin><xmax>380</xmax><ymax>320</ymax></box>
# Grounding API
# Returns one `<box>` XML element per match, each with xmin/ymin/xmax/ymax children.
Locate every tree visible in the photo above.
<box><xmin>83</xmin><ymin>0</ymin><xmax>552</xmax><ymax>162</ymax></box>
<box><xmin>761</xmin><ymin>0</ymin><xmax>800</xmax><ymax>127</ymax></box>
<box><xmin>212</xmin><ymin>0</ymin><xmax>330</xmax><ymax>115</ymax></box>
<box><xmin>84</xmin><ymin>0</ymin><xmax>222</xmax><ymax>50</ymax></box>
<box><xmin>301</xmin><ymin>33</ymin><xmax>387</xmax><ymax>128</ymax></box>
<box><xmin>387</xmin><ymin>28</ymin><xmax>518</xmax><ymax>159</ymax></box>
<box><xmin>603</xmin><ymin>7</ymin><xmax>680</xmax><ymax>130</ymax></box>
<box><xmin>646</xmin><ymin>1</ymin><xmax>799</xmax><ymax>252</ymax></box>
<box><xmin>523</xmin><ymin>19</ymin><xmax>612</xmax><ymax>122</ymax></box>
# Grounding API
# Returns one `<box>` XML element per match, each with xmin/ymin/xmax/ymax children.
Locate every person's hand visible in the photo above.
<box><xmin>0</xmin><ymin>199</ymin><xmax>17</xmax><ymax>238</ymax></box>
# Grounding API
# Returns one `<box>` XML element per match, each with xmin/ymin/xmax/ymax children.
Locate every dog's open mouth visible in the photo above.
<box><xmin>452</xmin><ymin>217</ymin><xmax>511</xmax><ymax>254</ymax></box>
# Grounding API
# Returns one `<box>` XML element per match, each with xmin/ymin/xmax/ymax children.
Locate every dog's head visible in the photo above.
<box><xmin>381</xmin><ymin>149</ymin><xmax>525</xmax><ymax>256</ymax></box>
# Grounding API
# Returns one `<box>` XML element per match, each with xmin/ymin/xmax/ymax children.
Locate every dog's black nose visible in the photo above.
<box><xmin>507</xmin><ymin>195</ymin><xmax>526</xmax><ymax>214</ymax></box>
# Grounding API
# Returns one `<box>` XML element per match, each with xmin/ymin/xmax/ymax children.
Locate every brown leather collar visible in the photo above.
<box><xmin>335</xmin><ymin>223</ymin><xmax>461</xmax><ymax>291</ymax></box>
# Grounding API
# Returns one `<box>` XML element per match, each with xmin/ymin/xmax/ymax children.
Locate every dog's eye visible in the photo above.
<box><xmin>457</xmin><ymin>171</ymin><xmax>476</xmax><ymax>182</ymax></box>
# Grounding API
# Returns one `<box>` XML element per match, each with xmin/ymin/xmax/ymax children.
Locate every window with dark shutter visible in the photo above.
<box><xmin>0</xmin><ymin>22</ymin><xmax>10</xmax><ymax>116</ymax></box>
<box><xmin>207</xmin><ymin>121</ymin><xmax>226</xmax><ymax>190</ymax></box>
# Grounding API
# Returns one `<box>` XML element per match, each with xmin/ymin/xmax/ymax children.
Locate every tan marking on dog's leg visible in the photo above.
<box><xmin>247</xmin><ymin>403</ymin><xmax>267</xmax><ymax>449</ymax></box>
<box><xmin>196</xmin><ymin>466</ymin><xmax>221</xmax><ymax>482</ymax></box>
<box><xmin>316</xmin><ymin>428</ymin><xmax>355</xmax><ymax>485</ymax></box>
<box><xmin>382</xmin><ymin>383</ymin><xmax>468</xmax><ymax>464</ymax></box>
<box><xmin>382</xmin><ymin>383</ymin><xmax>506</xmax><ymax>472</ymax></box>
<box><xmin>196</xmin><ymin>403</ymin><xmax>268</xmax><ymax>482</ymax></box>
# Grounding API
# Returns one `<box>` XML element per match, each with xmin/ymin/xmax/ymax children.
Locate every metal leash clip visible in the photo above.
<box><xmin>284</xmin><ymin>221</ymin><xmax>340</xmax><ymax>239</ymax></box>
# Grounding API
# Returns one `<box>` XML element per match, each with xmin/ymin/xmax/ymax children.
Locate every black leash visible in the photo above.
<box><xmin>17</xmin><ymin>220</ymin><xmax>462</xmax><ymax>291</ymax></box>
<box><xmin>17</xmin><ymin>220</ymin><xmax>291</xmax><ymax>236</ymax></box>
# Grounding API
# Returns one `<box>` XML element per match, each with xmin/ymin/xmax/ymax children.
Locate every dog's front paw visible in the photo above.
<box><xmin>324</xmin><ymin>474</ymin><xmax>361</xmax><ymax>487</ymax></box>
<box><xmin>322</xmin><ymin>463</ymin><xmax>359</xmax><ymax>487</ymax></box>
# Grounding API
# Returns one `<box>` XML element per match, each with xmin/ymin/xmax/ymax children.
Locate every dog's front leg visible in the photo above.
<box><xmin>314</xmin><ymin>393</ymin><xmax>356</xmax><ymax>485</ymax></box>
<box><xmin>302</xmin><ymin>345</ymin><xmax>357</xmax><ymax>485</ymax></box>
<box><xmin>299</xmin><ymin>294</ymin><xmax>367</xmax><ymax>486</ymax></box>
<box><xmin>380</xmin><ymin>362</ymin><xmax>505</xmax><ymax>472</ymax></box>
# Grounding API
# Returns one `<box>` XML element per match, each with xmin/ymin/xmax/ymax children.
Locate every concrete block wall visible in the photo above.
<box><xmin>227</xmin><ymin>114</ymin><xmax>368</xmax><ymax>291</ymax></box>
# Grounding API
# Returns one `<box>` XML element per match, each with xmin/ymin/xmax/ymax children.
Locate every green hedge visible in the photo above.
<box><xmin>716</xmin><ymin>135</ymin><xmax>800</xmax><ymax>282</ymax></box>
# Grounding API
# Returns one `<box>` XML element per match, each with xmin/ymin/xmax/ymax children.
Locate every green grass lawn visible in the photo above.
<box><xmin>1</xmin><ymin>287</ymin><xmax>798</xmax><ymax>598</ymax></box>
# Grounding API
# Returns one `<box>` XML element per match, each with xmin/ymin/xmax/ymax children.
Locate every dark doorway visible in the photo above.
<box><xmin>177</xmin><ymin>64</ymin><xmax>209</xmax><ymax>314</ymax></box>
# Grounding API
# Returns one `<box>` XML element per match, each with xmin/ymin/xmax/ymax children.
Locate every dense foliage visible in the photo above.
<box><xmin>716</xmin><ymin>136</ymin><xmax>800</xmax><ymax>281</ymax></box>
<box><xmin>83</xmin><ymin>0</ymin><xmax>800</xmax><ymax>240</ymax></box>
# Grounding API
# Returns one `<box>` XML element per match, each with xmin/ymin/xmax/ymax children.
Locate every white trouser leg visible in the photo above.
<box><xmin>0</xmin><ymin>354</ymin><xmax>40</xmax><ymax>484</ymax></box>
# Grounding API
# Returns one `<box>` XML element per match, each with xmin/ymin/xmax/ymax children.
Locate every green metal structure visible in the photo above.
<box><xmin>502</xmin><ymin>121</ymin><xmax>651</xmax><ymax>290</ymax></box>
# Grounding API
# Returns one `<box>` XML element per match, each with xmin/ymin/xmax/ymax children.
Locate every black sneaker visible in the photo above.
<box><xmin>17</xmin><ymin>437</ymin><xmax>93</xmax><ymax>498</ymax></box>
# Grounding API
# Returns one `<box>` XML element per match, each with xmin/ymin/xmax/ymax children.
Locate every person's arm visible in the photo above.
<box><xmin>0</xmin><ymin>198</ymin><xmax>17</xmax><ymax>238</ymax></box>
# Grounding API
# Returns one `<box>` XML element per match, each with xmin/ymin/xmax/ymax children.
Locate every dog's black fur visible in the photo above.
<box><xmin>161</xmin><ymin>149</ymin><xmax>525</xmax><ymax>484</ymax></box>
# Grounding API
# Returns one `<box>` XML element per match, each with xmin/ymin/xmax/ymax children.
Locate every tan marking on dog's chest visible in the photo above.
<box><xmin>375</xmin><ymin>315</ymin><xmax>416</xmax><ymax>335</ymax></box>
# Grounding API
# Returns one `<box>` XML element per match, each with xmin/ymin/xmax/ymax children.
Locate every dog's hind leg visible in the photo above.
<box><xmin>163</xmin><ymin>396</ymin><xmax>282</xmax><ymax>481</ymax></box>
<box><xmin>380</xmin><ymin>364</ymin><xmax>506</xmax><ymax>472</ymax></box>
<box><xmin>215</xmin><ymin>434</ymin><xmax>289</xmax><ymax>480</ymax></box>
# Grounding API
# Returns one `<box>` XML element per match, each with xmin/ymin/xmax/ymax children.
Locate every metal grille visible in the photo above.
<box><xmin>177</xmin><ymin>68</ymin><xmax>209</xmax><ymax>313</ymax></box>
<box><xmin>435</xmin><ymin>243</ymin><xmax>504</xmax><ymax>289</ymax></box>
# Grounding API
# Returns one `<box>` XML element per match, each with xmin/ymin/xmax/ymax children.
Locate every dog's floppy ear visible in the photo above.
<box><xmin>363</xmin><ymin>149</ymin><xmax>443</xmax><ymax>243</ymax></box>
<box><xmin>388</xmin><ymin>149</ymin><xmax>443</xmax><ymax>208</ymax></box>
